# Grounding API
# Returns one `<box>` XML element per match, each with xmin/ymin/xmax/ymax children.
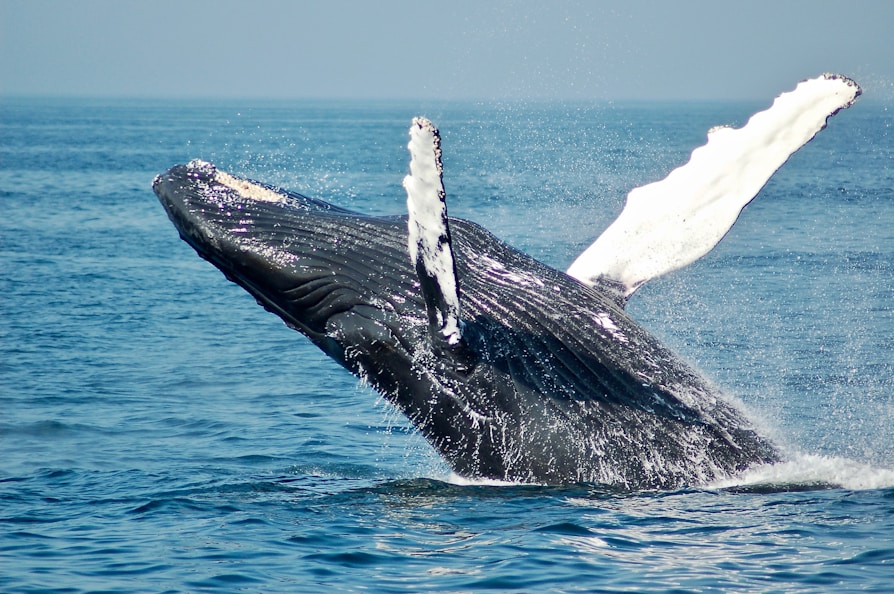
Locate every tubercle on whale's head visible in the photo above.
<box><xmin>212</xmin><ymin>169</ymin><xmax>288</xmax><ymax>205</ymax></box>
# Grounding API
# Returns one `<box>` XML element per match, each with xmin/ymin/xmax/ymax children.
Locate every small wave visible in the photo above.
<box><xmin>709</xmin><ymin>454</ymin><xmax>894</xmax><ymax>492</ymax></box>
<box><xmin>446</xmin><ymin>472</ymin><xmax>521</xmax><ymax>487</ymax></box>
<box><xmin>446</xmin><ymin>457</ymin><xmax>894</xmax><ymax>494</ymax></box>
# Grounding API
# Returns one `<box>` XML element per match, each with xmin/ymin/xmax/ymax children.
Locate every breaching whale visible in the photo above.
<box><xmin>154</xmin><ymin>74</ymin><xmax>861</xmax><ymax>490</ymax></box>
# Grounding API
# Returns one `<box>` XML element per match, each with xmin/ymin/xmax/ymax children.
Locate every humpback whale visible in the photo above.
<box><xmin>154</xmin><ymin>74</ymin><xmax>861</xmax><ymax>490</ymax></box>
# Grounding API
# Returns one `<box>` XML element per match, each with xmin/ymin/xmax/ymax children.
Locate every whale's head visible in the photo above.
<box><xmin>153</xmin><ymin>160</ymin><xmax>426</xmax><ymax>371</ymax></box>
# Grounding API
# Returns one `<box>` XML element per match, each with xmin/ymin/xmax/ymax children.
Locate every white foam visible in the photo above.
<box><xmin>709</xmin><ymin>453</ymin><xmax>894</xmax><ymax>491</ymax></box>
<box><xmin>444</xmin><ymin>455</ymin><xmax>894</xmax><ymax>492</ymax></box>
<box><xmin>593</xmin><ymin>311</ymin><xmax>629</xmax><ymax>343</ymax></box>
<box><xmin>446</xmin><ymin>472</ymin><xmax>525</xmax><ymax>487</ymax></box>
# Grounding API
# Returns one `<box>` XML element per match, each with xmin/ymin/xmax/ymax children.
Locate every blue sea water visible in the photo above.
<box><xmin>1</xmin><ymin>94</ymin><xmax>893</xmax><ymax>592</ymax></box>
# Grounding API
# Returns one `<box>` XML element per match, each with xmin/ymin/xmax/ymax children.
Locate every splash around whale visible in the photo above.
<box><xmin>154</xmin><ymin>74</ymin><xmax>862</xmax><ymax>490</ymax></box>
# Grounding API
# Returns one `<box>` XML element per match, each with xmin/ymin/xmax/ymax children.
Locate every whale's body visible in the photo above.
<box><xmin>154</xmin><ymin>161</ymin><xmax>778</xmax><ymax>489</ymax></box>
<box><xmin>153</xmin><ymin>74</ymin><xmax>861</xmax><ymax>490</ymax></box>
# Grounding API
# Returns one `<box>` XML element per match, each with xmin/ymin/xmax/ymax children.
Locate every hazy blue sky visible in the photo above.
<box><xmin>2</xmin><ymin>0</ymin><xmax>893</xmax><ymax>101</ymax></box>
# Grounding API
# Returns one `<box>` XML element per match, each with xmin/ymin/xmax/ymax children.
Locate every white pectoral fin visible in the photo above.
<box><xmin>567</xmin><ymin>73</ymin><xmax>862</xmax><ymax>301</ymax></box>
<box><xmin>403</xmin><ymin>117</ymin><xmax>463</xmax><ymax>345</ymax></box>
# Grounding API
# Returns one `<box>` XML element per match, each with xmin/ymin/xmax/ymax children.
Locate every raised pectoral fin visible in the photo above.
<box><xmin>403</xmin><ymin>117</ymin><xmax>463</xmax><ymax>346</ymax></box>
<box><xmin>567</xmin><ymin>73</ymin><xmax>862</xmax><ymax>301</ymax></box>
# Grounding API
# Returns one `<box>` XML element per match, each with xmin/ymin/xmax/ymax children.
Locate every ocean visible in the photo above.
<box><xmin>1</xmin><ymin>94</ymin><xmax>893</xmax><ymax>592</ymax></box>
